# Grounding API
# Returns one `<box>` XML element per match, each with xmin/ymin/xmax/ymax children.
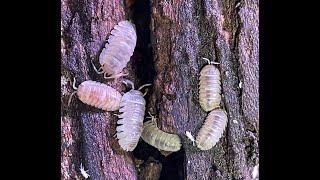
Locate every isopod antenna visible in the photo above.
<box><xmin>122</xmin><ymin>79</ymin><xmax>152</xmax><ymax>96</ymax></box>
<box><xmin>68</xmin><ymin>77</ymin><xmax>78</xmax><ymax>106</ymax></box>
<box><xmin>202</xmin><ymin>57</ymin><xmax>220</xmax><ymax>65</ymax></box>
<box><xmin>146</xmin><ymin>111</ymin><xmax>158</xmax><ymax>125</ymax></box>
<box><xmin>138</xmin><ymin>83</ymin><xmax>152</xmax><ymax>96</ymax></box>
<box><xmin>122</xmin><ymin>79</ymin><xmax>135</xmax><ymax>90</ymax></box>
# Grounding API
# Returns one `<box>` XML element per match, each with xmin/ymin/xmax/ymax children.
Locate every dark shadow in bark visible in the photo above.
<box><xmin>128</xmin><ymin>0</ymin><xmax>186</xmax><ymax>179</ymax></box>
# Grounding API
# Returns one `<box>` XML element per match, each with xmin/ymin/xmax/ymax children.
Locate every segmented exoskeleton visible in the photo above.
<box><xmin>68</xmin><ymin>78</ymin><xmax>122</xmax><ymax>111</ymax></box>
<box><xmin>199</xmin><ymin>57</ymin><xmax>221</xmax><ymax>112</ymax></box>
<box><xmin>141</xmin><ymin>113</ymin><xmax>182</xmax><ymax>152</ymax></box>
<box><xmin>196</xmin><ymin>108</ymin><xmax>228</xmax><ymax>150</ymax></box>
<box><xmin>116</xmin><ymin>80</ymin><xmax>151</xmax><ymax>151</ymax></box>
<box><xmin>94</xmin><ymin>20</ymin><xmax>137</xmax><ymax>79</ymax></box>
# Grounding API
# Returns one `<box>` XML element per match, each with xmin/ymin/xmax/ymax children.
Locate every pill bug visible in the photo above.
<box><xmin>196</xmin><ymin>108</ymin><xmax>228</xmax><ymax>150</ymax></box>
<box><xmin>116</xmin><ymin>80</ymin><xmax>151</xmax><ymax>151</ymax></box>
<box><xmin>199</xmin><ymin>57</ymin><xmax>221</xmax><ymax>112</ymax></box>
<box><xmin>93</xmin><ymin>20</ymin><xmax>137</xmax><ymax>79</ymax></box>
<box><xmin>141</xmin><ymin>113</ymin><xmax>182</xmax><ymax>152</ymax></box>
<box><xmin>68</xmin><ymin>78</ymin><xmax>122</xmax><ymax>111</ymax></box>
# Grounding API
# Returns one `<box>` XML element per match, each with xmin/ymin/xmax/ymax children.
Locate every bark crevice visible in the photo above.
<box><xmin>61</xmin><ymin>0</ymin><xmax>258</xmax><ymax>179</ymax></box>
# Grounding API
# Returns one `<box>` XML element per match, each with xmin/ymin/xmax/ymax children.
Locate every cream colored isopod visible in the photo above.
<box><xmin>94</xmin><ymin>20</ymin><xmax>137</xmax><ymax>79</ymax></box>
<box><xmin>199</xmin><ymin>57</ymin><xmax>221</xmax><ymax>112</ymax></box>
<box><xmin>141</xmin><ymin>113</ymin><xmax>182</xmax><ymax>152</ymax></box>
<box><xmin>116</xmin><ymin>80</ymin><xmax>151</xmax><ymax>151</ymax></box>
<box><xmin>196</xmin><ymin>108</ymin><xmax>228</xmax><ymax>150</ymax></box>
<box><xmin>68</xmin><ymin>79</ymin><xmax>122</xmax><ymax>111</ymax></box>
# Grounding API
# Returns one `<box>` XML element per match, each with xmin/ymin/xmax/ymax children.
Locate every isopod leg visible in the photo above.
<box><xmin>104</xmin><ymin>72</ymin><xmax>129</xmax><ymax>79</ymax></box>
<box><xmin>113</xmin><ymin>113</ymin><xmax>120</xmax><ymax>117</ymax></box>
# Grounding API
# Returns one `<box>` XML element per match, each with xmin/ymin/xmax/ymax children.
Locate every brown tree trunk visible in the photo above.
<box><xmin>61</xmin><ymin>0</ymin><xmax>258</xmax><ymax>179</ymax></box>
<box><xmin>149</xmin><ymin>0</ymin><xmax>259</xmax><ymax>179</ymax></box>
<box><xmin>61</xmin><ymin>0</ymin><xmax>139</xmax><ymax>179</ymax></box>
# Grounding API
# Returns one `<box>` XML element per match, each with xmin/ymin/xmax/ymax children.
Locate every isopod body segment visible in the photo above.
<box><xmin>73</xmin><ymin>80</ymin><xmax>122</xmax><ymax>111</ymax></box>
<box><xmin>116</xmin><ymin>80</ymin><xmax>151</xmax><ymax>151</ymax></box>
<box><xmin>199</xmin><ymin>58</ymin><xmax>221</xmax><ymax>112</ymax></box>
<box><xmin>196</xmin><ymin>108</ymin><xmax>228</xmax><ymax>150</ymax></box>
<box><xmin>98</xmin><ymin>20</ymin><xmax>137</xmax><ymax>79</ymax></box>
<box><xmin>141</xmin><ymin>119</ymin><xmax>182</xmax><ymax>152</ymax></box>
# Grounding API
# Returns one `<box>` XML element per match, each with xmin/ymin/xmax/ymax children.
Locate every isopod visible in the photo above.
<box><xmin>68</xmin><ymin>78</ymin><xmax>122</xmax><ymax>111</ymax></box>
<box><xmin>116</xmin><ymin>80</ymin><xmax>151</xmax><ymax>151</ymax></box>
<box><xmin>196</xmin><ymin>108</ymin><xmax>228</xmax><ymax>150</ymax></box>
<box><xmin>199</xmin><ymin>57</ymin><xmax>221</xmax><ymax>112</ymax></box>
<box><xmin>94</xmin><ymin>20</ymin><xmax>137</xmax><ymax>79</ymax></box>
<box><xmin>141</xmin><ymin>113</ymin><xmax>182</xmax><ymax>152</ymax></box>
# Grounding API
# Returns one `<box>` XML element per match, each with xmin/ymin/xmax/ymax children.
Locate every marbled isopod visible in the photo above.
<box><xmin>199</xmin><ymin>58</ymin><xmax>221</xmax><ymax>112</ymax></box>
<box><xmin>70</xmin><ymin>80</ymin><xmax>122</xmax><ymax>111</ymax></box>
<box><xmin>116</xmin><ymin>80</ymin><xmax>151</xmax><ymax>151</ymax></box>
<box><xmin>98</xmin><ymin>20</ymin><xmax>137</xmax><ymax>79</ymax></box>
<box><xmin>141</xmin><ymin>119</ymin><xmax>182</xmax><ymax>152</ymax></box>
<box><xmin>196</xmin><ymin>108</ymin><xmax>228</xmax><ymax>150</ymax></box>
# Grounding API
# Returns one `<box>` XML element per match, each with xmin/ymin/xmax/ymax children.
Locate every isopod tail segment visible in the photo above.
<box><xmin>122</xmin><ymin>79</ymin><xmax>152</xmax><ymax>97</ymax></box>
<box><xmin>91</xmin><ymin>60</ymin><xmax>129</xmax><ymax>79</ymax></box>
<box><xmin>68</xmin><ymin>77</ymin><xmax>78</xmax><ymax>106</ymax></box>
<box><xmin>202</xmin><ymin>57</ymin><xmax>220</xmax><ymax>65</ymax></box>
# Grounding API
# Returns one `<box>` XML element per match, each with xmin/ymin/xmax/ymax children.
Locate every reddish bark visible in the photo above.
<box><xmin>61</xmin><ymin>0</ymin><xmax>138</xmax><ymax>179</ymax></box>
<box><xmin>148</xmin><ymin>0</ymin><xmax>259</xmax><ymax>179</ymax></box>
<box><xmin>61</xmin><ymin>0</ymin><xmax>259</xmax><ymax>179</ymax></box>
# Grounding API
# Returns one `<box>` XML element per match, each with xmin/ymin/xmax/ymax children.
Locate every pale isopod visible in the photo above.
<box><xmin>94</xmin><ymin>20</ymin><xmax>137</xmax><ymax>79</ymax></box>
<box><xmin>199</xmin><ymin>57</ymin><xmax>221</xmax><ymax>112</ymax></box>
<box><xmin>116</xmin><ymin>80</ymin><xmax>151</xmax><ymax>151</ymax></box>
<box><xmin>141</xmin><ymin>113</ymin><xmax>182</xmax><ymax>152</ymax></box>
<box><xmin>196</xmin><ymin>108</ymin><xmax>228</xmax><ymax>150</ymax></box>
<box><xmin>68</xmin><ymin>78</ymin><xmax>122</xmax><ymax>111</ymax></box>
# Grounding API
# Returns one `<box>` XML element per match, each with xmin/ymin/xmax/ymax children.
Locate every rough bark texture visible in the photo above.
<box><xmin>137</xmin><ymin>157</ymin><xmax>162</xmax><ymax>180</ymax></box>
<box><xmin>61</xmin><ymin>0</ymin><xmax>259</xmax><ymax>179</ymax></box>
<box><xmin>61</xmin><ymin>0</ymin><xmax>138</xmax><ymax>179</ymax></box>
<box><xmin>148</xmin><ymin>0</ymin><xmax>259</xmax><ymax>179</ymax></box>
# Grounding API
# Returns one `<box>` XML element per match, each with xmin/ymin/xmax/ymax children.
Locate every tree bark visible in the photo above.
<box><xmin>61</xmin><ymin>0</ymin><xmax>259</xmax><ymax>179</ymax></box>
<box><xmin>148</xmin><ymin>0</ymin><xmax>259</xmax><ymax>179</ymax></box>
<box><xmin>61</xmin><ymin>0</ymin><xmax>138</xmax><ymax>179</ymax></box>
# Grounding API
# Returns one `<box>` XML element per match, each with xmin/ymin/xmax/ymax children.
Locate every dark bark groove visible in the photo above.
<box><xmin>61</xmin><ymin>0</ymin><xmax>258</xmax><ymax>179</ymax></box>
